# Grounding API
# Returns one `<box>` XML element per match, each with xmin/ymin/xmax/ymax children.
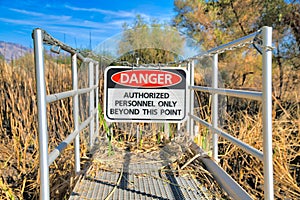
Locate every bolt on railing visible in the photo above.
<box><xmin>33</xmin><ymin>28</ymin><xmax>99</xmax><ymax>200</ymax></box>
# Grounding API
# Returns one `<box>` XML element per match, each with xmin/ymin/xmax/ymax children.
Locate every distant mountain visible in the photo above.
<box><xmin>0</xmin><ymin>41</ymin><xmax>32</xmax><ymax>62</ymax></box>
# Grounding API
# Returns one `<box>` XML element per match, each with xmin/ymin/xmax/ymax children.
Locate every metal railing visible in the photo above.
<box><xmin>33</xmin><ymin>26</ymin><xmax>273</xmax><ymax>200</ymax></box>
<box><xmin>32</xmin><ymin>28</ymin><xmax>99</xmax><ymax>200</ymax></box>
<box><xmin>186</xmin><ymin>26</ymin><xmax>273</xmax><ymax>199</ymax></box>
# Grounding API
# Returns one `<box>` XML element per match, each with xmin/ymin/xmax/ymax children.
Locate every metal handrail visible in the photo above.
<box><xmin>33</xmin><ymin>28</ymin><xmax>99</xmax><ymax>200</ymax></box>
<box><xmin>33</xmin><ymin>26</ymin><xmax>273</xmax><ymax>200</ymax></box>
<box><xmin>189</xmin><ymin>86</ymin><xmax>263</xmax><ymax>101</ymax></box>
<box><xmin>187</xmin><ymin>26</ymin><xmax>273</xmax><ymax>200</ymax></box>
<box><xmin>190</xmin><ymin>30</ymin><xmax>260</xmax><ymax>59</ymax></box>
<box><xmin>189</xmin><ymin>114</ymin><xmax>264</xmax><ymax>161</ymax></box>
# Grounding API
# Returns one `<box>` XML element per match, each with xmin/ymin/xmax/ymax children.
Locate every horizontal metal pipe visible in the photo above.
<box><xmin>46</xmin><ymin>90</ymin><xmax>76</xmax><ymax>103</ymax></box>
<box><xmin>48</xmin><ymin>130</ymin><xmax>79</xmax><ymax>165</ymax></box>
<box><xmin>83</xmin><ymin>58</ymin><xmax>97</xmax><ymax>63</ymax></box>
<box><xmin>189</xmin><ymin>143</ymin><xmax>253</xmax><ymax>200</ymax></box>
<box><xmin>79</xmin><ymin>109</ymin><xmax>98</xmax><ymax>131</ymax></box>
<box><xmin>191</xmin><ymin>31</ymin><xmax>259</xmax><ymax>59</ymax></box>
<box><xmin>48</xmin><ymin>108</ymin><xmax>97</xmax><ymax>165</ymax></box>
<box><xmin>79</xmin><ymin>116</ymin><xmax>93</xmax><ymax>131</ymax></box>
<box><xmin>78</xmin><ymin>85</ymin><xmax>98</xmax><ymax>95</ymax></box>
<box><xmin>46</xmin><ymin>84</ymin><xmax>98</xmax><ymax>103</ymax></box>
<box><xmin>190</xmin><ymin>86</ymin><xmax>262</xmax><ymax>101</ymax></box>
<box><xmin>190</xmin><ymin>114</ymin><xmax>263</xmax><ymax>161</ymax></box>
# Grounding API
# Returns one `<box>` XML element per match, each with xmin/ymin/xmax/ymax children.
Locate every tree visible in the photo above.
<box><xmin>117</xmin><ymin>15</ymin><xmax>185</xmax><ymax>64</ymax></box>
<box><xmin>173</xmin><ymin>0</ymin><xmax>300</xmax><ymax>99</ymax></box>
<box><xmin>173</xmin><ymin>1</ymin><xmax>300</xmax><ymax>199</ymax></box>
<box><xmin>0</xmin><ymin>53</ymin><xmax>4</xmax><ymax>61</ymax></box>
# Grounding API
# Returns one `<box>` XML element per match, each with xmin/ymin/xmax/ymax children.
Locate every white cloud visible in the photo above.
<box><xmin>64</xmin><ymin>5</ymin><xmax>163</xmax><ymax>24</ymax></box>
<box><xmin>5</xmin><ymin>7</ymin><xmax>129</xmax><ymax>32</ymax></box>
<box><xmin>9</xmin><ymin>8</ymin><xmax>43</xmax><ymax>17</ymax></box>
<box><xmin>5</xmin><ymin>6</ymin><xmax>171</xmax><ymax>34</ymax></box>
<box><xmin>65</xmin><ymin>5</ymin><xmax>136</xmax><ymax>18</ymax></box>
<box><xmin>0</xmin><ymin>17</ymin><xmax>37</xmax><ymax>26</ymax></box>
<box><xmin>107</xmin><ymin>20</ymin><xmax>127</xmax><ymax>26</ymax></box>
<box><xmin>0</xmin><ymin>15</ymin><xmax>123</xmax><ymax>34</ymax></box>
<box><xmin>1</xmin><ymin>4</ymin><xmax>174</xmax><ymax>49</ymax></box>
<box><xmin>9</xmin><ymin>8</ymin><xmax>71</xmax><ymax>21</ymax></box>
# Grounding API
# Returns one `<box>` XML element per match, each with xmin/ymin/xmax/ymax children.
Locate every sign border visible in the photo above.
<box><xmin>104</xmin><ymin>66</ymin><xmax>187</xmax><ymax>123</ymax></box>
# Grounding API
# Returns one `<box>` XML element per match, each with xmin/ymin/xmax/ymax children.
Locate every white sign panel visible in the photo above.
<box><xmin>104</xmin><ymin>66</ymin><xmax>187</xmax><ymax>122</ymax></box>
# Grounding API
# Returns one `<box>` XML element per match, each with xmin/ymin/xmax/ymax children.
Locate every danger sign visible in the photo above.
<box><xmin>104</xmin><ymin>66</ymin><xmax>187</xmax><ymax>122</ymax></box>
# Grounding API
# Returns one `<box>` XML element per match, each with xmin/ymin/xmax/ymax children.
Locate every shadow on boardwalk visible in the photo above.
<box><xmin>69</xmin><ymin>135</ymin><xmax>209</xmax><ymax>199</ymax></box>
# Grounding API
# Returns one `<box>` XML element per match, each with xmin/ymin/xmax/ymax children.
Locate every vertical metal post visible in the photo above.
<box><xmin>188</xmin><ymin>60</ymin><xmax>195</xmax><ymax>137</ymax></box>
<box><xmin>89</xmin><ymin>61</ymin><xmax>95</xmax><ymax>147</ymax></box>
<box><xmin>164</xmin><ymin>123</ymin><xmax>170</xmax><ymax>138</ymax></box>
<box><xmin>33</xmin><ymin>28</ymin><xmax>50</xmax><ymax>200</ymax></box>
<box><xmin>194</xmin><ymin>125</ymin><xmax>199</xmax><ymax>136</ymax></box>
<box><xmin>186</xmin><ymin>62</ymin><xmax>191</xmax><ymax>134</ymax></box>
<box><xmin>212</xmin><ymin>54</ymin><xmax>219</xmax><ymax>161</ymax></box>
<box><xmin>72</xmin><ymin>54</ymin><xmax>80</xmax><ymax>173</ymax></box>
<box><xmin>95</xmin><ymin>62</ymin><xmax>99</xmax><ymax>137</ymax></box>
<box><xmin>136</xmin><ymin>125</ymin><xmax>140</xmax><ymax>147</ymax></box>
<box><xmin>262</xmin><ymin>26</ymin><xmax>274</xmax><ymax>200</ymax></box>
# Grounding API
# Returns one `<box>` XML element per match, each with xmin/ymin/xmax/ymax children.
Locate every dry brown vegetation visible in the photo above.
<box><xmin>217</xmin><ymin>101</ymin><xmax>300</xmax><ymax>199</ymax></box>
<box><xmin>0</xmin><ymin>47</ymin><xmax>299</xmax><ymax>200</ymax></box>
<box><xmin>193</xmin><ymin>48</ymin><xmax>300</xmax><ymax>199</ymax></box>
<box><xmin>0</xmin><ymin>54</ymin><xmax>87</xmax><ymax>199</ymax></box>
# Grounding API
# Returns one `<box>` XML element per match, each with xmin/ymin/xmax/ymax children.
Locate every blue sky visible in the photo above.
<box><xmin>0</xmin><ymin>0</ymin><xmax>175</xmax><ymax>49</ymax></box>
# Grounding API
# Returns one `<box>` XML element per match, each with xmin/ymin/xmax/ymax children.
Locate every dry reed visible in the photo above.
<box><xmin>0</xmin><ymin>54</ymin><xmax>89</xmax><ymax>199</ymax></box>
<box><xmin>0</xmin><ymin>51</ymin><xmax>299</xmax><ymax>200</ymax></box>
<box><xmin>193</xmin><ymin>92</ymin><xmax>300</xmax><ymax>199</ymax></box>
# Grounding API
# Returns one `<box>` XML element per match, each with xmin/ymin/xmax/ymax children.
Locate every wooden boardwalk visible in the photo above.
<box><xmin>69</xmin><ymin>137</ymin><xmax>214</xmax><ymax>200</ymax></box>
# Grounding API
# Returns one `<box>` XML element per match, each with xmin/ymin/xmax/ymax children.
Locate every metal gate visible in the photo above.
<box><xmin>33</xmin><ymin>26</ymin><xmax>274</xmax><ymax>200</ymax></box>
<box><xmin>33</xmin><ymin>28</ymin><xmax>99</xmax><ymax>200</ymax></box>
<box><xmin>186</xmin><ymin>26</ymin><xmax>273</xmax><ymax>200</ymax></box>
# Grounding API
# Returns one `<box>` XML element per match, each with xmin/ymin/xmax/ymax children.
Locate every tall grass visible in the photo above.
<box><xmin>193</xmin><ymin>69</ymin><xmax>300</xmax><ymax>199</ymax></box>
<box><xmin>0</xmin><ymin>51</ymin><xmax>299</xmax><ymax>200</ymax></box>
<box><xmin>0</xmin><ymin>54</ymin><xmax>89</xmax><ymax>199</ymax></box>
<box><xmin>219</xmin><ymin>99</ymin><xmax>300</xmax><ymax>199</ymax></box>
